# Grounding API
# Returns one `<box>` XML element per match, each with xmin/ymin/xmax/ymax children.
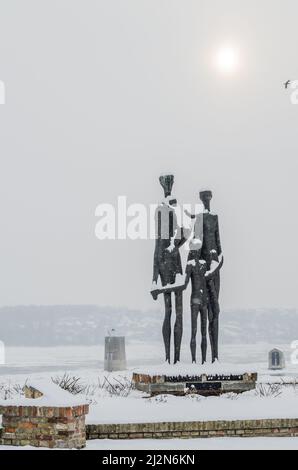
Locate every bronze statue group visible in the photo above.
<box><xmin>151</xmin><ymin>175</ymin><xmax>223</xmax><ymax>365</ymax></box>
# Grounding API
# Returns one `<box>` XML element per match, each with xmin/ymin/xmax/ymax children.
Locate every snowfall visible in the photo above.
<box><xmin>0</xmin><ymin>341</ymin><xmax>298</xmax><ymax>450</ymax></box>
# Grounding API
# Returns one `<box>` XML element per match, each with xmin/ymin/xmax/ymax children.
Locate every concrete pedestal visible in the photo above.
<box><xmin>104</xmin><ymin>336</ymin><xmax>126</xmax><ymax>372</ymax></box>
<box><xmin>133</xmin><ymin>366</ymin><xmax>257</xmax><ymax>396</ymax></box>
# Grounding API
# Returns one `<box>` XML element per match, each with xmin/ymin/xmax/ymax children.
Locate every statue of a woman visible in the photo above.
<box><xmin>151</xmin><ymin>175</ymin><xmax>187</xmax><ymax>364</ymax></box>
<box><xmin>184</xmin><ymin>190</ymin><xmax>224</xmax><ymax>363</ymax></box>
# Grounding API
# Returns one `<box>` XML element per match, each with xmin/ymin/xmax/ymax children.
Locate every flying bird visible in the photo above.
<box><xmin>284</xmin><ymin>80</ymin><xmax>291</xmax><ymax>89</ymax></box>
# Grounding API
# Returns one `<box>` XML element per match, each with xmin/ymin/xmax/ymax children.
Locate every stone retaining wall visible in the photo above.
<box><xmin>0</xmin><ymin>404</ymin><xmax>89</xmax><ymax>449</ymax></box>
<box><xmin>86</xmin><ymin>418</ymin><xmax>298</xmax><ymax>440</ymax></box>
<box><xmin>2</xmin><ymin>416</ymin><xmax>298</xmax><ymax>446</ymax></box>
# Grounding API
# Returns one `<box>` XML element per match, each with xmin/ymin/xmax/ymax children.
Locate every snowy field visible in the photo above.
<box><xmin>0</xmin><ymin>342</ymin><xmax>298</xmax><ymax>450</ymax></box>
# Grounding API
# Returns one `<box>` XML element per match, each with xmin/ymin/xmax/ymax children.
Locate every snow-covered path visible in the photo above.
<box><xmin>0</xmin><ymin>437</ymin><xmax>298</xmax><ymax>450</ymax></box>
<box><xmin>86</xmin><ymin>437</ymin><xmax>298</xmax><ymax>450</ymax></box>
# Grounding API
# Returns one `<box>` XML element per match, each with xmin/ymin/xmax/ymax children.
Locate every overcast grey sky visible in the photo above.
<box><xmin>0</xmin><ymin>0</ymin><xmax>298</xmax><ymax>311</ymax></box>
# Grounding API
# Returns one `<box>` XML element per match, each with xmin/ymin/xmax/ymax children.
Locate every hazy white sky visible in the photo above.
<box><xmin>0</xmin><ymin>0</ymin><xmax>298</xmax><ymax>311</ymax></box>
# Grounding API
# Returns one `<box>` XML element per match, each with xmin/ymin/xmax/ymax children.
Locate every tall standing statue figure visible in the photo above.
<box><xmin>151</xmin><ymin>175</ymin><xmax>187</xmax><ymax>364</ymax></box>
<box><xmin>199</xmin><ymin>190</ymin><xmax>223</xmax><ymax>363</ymax></box>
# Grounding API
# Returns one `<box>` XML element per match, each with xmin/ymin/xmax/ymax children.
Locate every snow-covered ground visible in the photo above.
<box><xmin>0</xmin><ymin>343</ymin><xmax>298</xmax><ymax>450</ymax></box>
<box><xmin>86</xmin><ymin>386</ymin><xmax>298</xmax><ymax>424</ymax></box>
<box><xmin>1</xmin><ymin>366</ymin><xmax>298</xmax><ymax>426</ymax></box>
<box><xmin>1</xmin><ymin>353</ymin><xmax>298</xmax><ymax>425</ymax></box>
<box><xmin>0</xmin><ymin>437</ymin><xmax>298</xmax><ymax>450</ymax></box>
<box><xmin>86</xmin><ymin>437</ymin><xmax>298</xmax><ymax>450</ymax></box>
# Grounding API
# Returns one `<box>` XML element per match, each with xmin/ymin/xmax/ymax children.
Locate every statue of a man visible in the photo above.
<box><xmin>151</xmin><ymin>175</ymin><xmax>187</xmax><ymax>364</ymax></box>
<box><xmin>199</xmin><ymin>190</ymin><xmax>223</xmax><ymax>362</ymax></box>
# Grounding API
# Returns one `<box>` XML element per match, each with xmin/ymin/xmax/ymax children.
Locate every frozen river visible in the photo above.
<box><xmin>0</xmin><ymin>341</ymin><xmax>295</xmax><ymax>376</ymax></box>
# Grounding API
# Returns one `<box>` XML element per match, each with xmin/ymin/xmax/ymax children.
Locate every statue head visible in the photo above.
<box><xmin>159</xmin><ymin>174</ymin><xmax>174</xmax><ymax>198</ymax></box>
<box><xmin>189</xmin><ymin>238</ymin><xmax>202</xmax><ymax>254</ymax></box>
<box><xmin>199</xmin><ymin>190</ymin><xmax>213</xmax><ymax>212</ymax></box>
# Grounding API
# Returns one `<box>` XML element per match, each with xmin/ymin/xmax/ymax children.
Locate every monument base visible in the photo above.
<box><xmin>132</xmin><ymin>364</ymin><xmax>257</xmax><ymax>397</ymax></box>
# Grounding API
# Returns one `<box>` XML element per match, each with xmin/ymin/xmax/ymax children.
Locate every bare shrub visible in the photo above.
<box><xmin>98</xmin><ymin>376</ymin><xmax>133</xmax><ymax>397</ymax></box>
<box><xmin>223</xmin><ymin>392</ymin><xmax>239</xmax><ymax>400</ymax></box>
<box><xmin>255</xmin><ymin>383</ymin><xmax>282</xmax><ymax>398</ymax></box>
<box><xmin>0</xmin><ymin>382</ymin><xmax>24</xmax><ymax>400</ymax></box>
<box><xmin>149</xmin><ymin>394</ymin><xmax>168</xmax><ymax>403</ymax></box>
<box><xmin>279</xmin><ymin>377</ymin><xmax>298</xmax><ymax>392</ymax></box>
<box><xmin>51</xmin><ymin>373</ymin><xmax>86</xmax><ymax>395</ymax></box>
<box><xmin>184</xmin><ymin>392</ymin><xmax>203</xmax><ymax>402</ymax></box>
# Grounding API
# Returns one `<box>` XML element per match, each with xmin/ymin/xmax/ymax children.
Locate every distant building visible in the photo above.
<box><xmin>268</xmin><ymin>348</ymin><xmax>285</xmax><ymax>370</ymax></box>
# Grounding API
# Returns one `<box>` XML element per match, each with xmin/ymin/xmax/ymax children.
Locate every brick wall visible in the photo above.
<box><xmin>0</xmin><ymin>404</ymin><xmax>89</xmax><ymax>449</ymax></box>
<box><xmin>86</xmin><ymin>418</ymin><xmax>298</xmax><ymax>440</ymax></box>
<box><xmin>2</xmin><ymin>413</ymin><xmax>298</xmax><ymax>446</ymax></box>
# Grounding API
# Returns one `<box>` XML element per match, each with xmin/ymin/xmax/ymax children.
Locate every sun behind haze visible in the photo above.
<box><xmin>214</xmin><ymin>45</ymin><xmax>240</xmax><ymax>75</ymax></box>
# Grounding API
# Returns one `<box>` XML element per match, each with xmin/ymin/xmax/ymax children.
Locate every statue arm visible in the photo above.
<box><xmin>151</xmin><ymin>245</ymin><xmax>160</xmax><ymax>300</ymax></box>
<box><xmin>185</xmin><ymin>263</ymin><xmax>192</xmax><ymax>284</ymax></box>
<box><xmin>176</xmin><ymin>226</ymin><xmax>192</xmax><ymax>248</ymax></box>
<box><xmin>184</xmin><ymin>209</ymin><xmax>196</xmax><ymax>219</ymax></box>
<box><xmin>152</xmin><ymin>252</ymin><xmax>159</xmax><ymax>283</ymax></box>
<box><xmin>194</xmin><ymin>213</ymin><xmax>203</xmax><ymax>244</ymax></box>
<box><xmin>182</xmin><ymin>264</ymin><xmax>192</xmax><ymax>292</ymax></box>
<box><xmin>152</xmin><ymin>209</ymin><xmax>161</xmax><ymax>283</ymax></box>
<box><xmin>177</xmin><ymin>212</ymin><xmax>201</xmax><ymax>248</ymax></box>
<box><xmin>205</xmin><ymin>255</ymin><xmax>224</xmax><ymax>280</ymax></box>
<box><xmin>215</xmin><ymin>215</ymin><xmax>222</xmax><ymax>256</ymax></box>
